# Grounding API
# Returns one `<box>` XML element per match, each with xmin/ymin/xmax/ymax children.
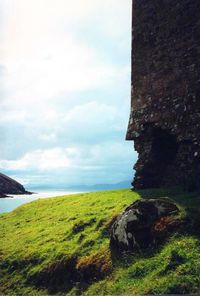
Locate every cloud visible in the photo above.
<box><xmin>0</xmin><ymin>142</ymin><xmax>137</xmax><ymax>185</ymax></box>
<box><xmin>0</xmin><ymin>148</ymin><xmax>74</xmax><ymax>170</ymax></box>
<box><xmin>0</xmin><ymin>0</ymin><xmax>131</xmax><ymax>107</ymax></box>
<box><xmin>0</xmin><ymin>142</ymin><xmax>135</xmax><ymax>171</ymax></box>
<box><xmin>64</xmin><ymin>101</ymin><xmax>119</xmax><ymax>135</ymax></box>
<box><xmin>0</xmin><ymin>1</ymin><xmax>134</xmax><ymax>186</ymax></box>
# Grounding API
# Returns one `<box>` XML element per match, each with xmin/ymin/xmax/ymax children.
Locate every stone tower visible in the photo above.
<box><xmin>126</xmin><ymin>0</ymin><xmax>200</xmax><ymax>189</ymax></box>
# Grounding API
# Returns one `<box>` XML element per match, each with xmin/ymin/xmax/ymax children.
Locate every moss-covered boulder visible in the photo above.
<box><xmin>110</xmin><ymin>198</ymin><xmax>180</xmax><ymax>252</ymax></box>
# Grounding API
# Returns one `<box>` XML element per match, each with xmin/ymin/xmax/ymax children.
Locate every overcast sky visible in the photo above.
<box><xmin>0</xmin><ymin>0</ymin><xmax>137</xmax><ymax>187</ymax></box>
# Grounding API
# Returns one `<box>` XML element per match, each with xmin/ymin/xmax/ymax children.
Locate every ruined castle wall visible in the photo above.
<box><xmin>127</xmin><ymin>0</ymin><xmax>200</xmax><ymax>189</ymax></box>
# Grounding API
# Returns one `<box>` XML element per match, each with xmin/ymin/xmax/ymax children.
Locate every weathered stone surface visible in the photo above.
<box><xmin>110</xmin><ymin>198</ymin><xmax>179</xmax><ymax>252</ymax></box>
<box><xmin>127</xmin><ymin>0</ymin><xmax>200</xmax><ymax>189</ymax></box>
<box><xmin>0</xmin><ymin>172</ymin><xmax>31</xmax><ymax>197</ymax></box>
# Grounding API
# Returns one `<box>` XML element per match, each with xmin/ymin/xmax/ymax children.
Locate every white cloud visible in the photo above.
<box><xmin>0</xmin><ymin>148</ymin><xmax>73</xmax><ymax>170</ymax></box>
<box><xmin>39</xmin><ymin>133</ymin><xmax>57</xmax><ymax>142</ymax></box>
<box><xmin>64</xmin><ymin>101</ymin><xmax>118</xmax><ymax>127</ymax></box>
<box><xmin>0</xmin><ymin>1</ymin><xmax>134</xmax><ymax>185</ymax></box>
<box><xmin>0</xmin><ymin>142</ymin><xmax>136</xmax><ymax>172</ymax></box>
<box><xmin>0</xmin><ymin>0</ymin><xmax>130</xmax><ymax>108</ymax></box>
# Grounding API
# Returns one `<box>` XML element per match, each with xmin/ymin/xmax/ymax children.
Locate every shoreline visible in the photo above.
<box><xmin>0</xmin><ymin>190</ymin><xmax>33</xmax><ymax>199</ymax></box>
<box><xmin>0</xmin><ymin>190</ymin><xmax>83</xmax><ymax>214</ymax></box>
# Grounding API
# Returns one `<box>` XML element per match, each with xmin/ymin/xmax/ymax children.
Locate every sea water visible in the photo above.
<box><xmin>0</xmin><ymin>190</ymin><xmax>82</xmax><ymax>214</ymax></box>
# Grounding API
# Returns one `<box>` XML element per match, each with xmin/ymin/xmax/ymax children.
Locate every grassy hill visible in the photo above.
<box><xmin>0</xmin><ymin>188</ymin><xmax>200</xmax><ymax>295</ymax></box>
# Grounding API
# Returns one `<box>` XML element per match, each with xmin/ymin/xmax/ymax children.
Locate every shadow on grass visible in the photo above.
<box><xmin>135</xmin><ymin>187</ymin><xmax>200</xmax><ymax>237</ymax></box>
<box><xmin>77</xmin><ymin>188</ymin><xmax>200</xmax><ymax>295</ymax></box>
<box><xmin>109</xmin><ymin>187</ymin><xmax>200</xmax><ymax>266</ymax></box>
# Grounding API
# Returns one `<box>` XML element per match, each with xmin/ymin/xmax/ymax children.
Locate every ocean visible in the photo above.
<box><xmin>0</xmin><ymin>190</ymin><xmax>83</xmax><ymax>214</ymax></box>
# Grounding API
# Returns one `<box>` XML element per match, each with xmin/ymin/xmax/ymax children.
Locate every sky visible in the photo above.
<box><xmin>0</xmin><ymin>0</ymin><xmax>137</xmax><ymax>188</ymax></box>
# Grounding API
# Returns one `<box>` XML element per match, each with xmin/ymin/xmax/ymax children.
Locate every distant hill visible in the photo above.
<box><xmin>0</xmin><ymin>173</ymin><xmax>31</xmax><ymax>197</ymax></box>
<box><xmin>68</xmin><ymin>180</ymin><xmax>131</xmax><ymax>191</ymax></box>
<box><xmin>27</xmin><ymin>180</ymin><xmax>131</xmax><ymax>192</ymax></box>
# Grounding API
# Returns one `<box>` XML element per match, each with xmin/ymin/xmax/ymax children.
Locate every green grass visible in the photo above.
<box><xmin>0</xmin><ymin>188</ymin><xmax>200</xmax><ymax>295</ymax></box>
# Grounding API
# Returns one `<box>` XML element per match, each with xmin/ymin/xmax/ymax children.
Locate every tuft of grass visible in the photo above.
<box><xmin>76</xmin><ymin>250</ymin><xmax>112</xmax><ymax>283</ymax></box>
<box><xmin>0</xmin><ymin>188</ymin><xmax>200</xmax><ymax>295</ymax></box>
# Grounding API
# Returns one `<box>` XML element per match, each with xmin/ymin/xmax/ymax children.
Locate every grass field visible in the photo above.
<box><xmin>0</xmin><ymin>188</ymin><xmax>200</xmax><ymax>295</ymax></box>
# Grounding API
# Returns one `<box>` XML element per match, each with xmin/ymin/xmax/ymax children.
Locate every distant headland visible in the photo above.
<box><xmin>0</xmin><ymin>173</ymin><xmax>32</xmax><ymax>198</ymax></box>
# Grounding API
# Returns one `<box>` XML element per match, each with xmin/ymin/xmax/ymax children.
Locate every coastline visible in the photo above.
<box><xmin>0</xmin><ymin>190</ymin><xmax>83</xmax><ymax>214</ymax></box>
<box><xmin>0</xmin><ymin>190</ymin><xmax>33</xmax><ymax>199</ymax></box>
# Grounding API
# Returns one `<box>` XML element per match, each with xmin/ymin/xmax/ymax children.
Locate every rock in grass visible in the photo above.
<box><xmin>0</xmin><ymin>172</ymin><xmax>32</xmax><ymax>197</ymax></box>
<box><xmin>110</xmin><ymin>198</ymin><xmax>179</xmax><ymax>252</ymax></box>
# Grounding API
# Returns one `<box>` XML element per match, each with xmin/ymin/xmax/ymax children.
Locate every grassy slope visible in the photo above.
<box><xmin>0</xmin><ymin>189</ymin><xmax>200</xmax><ymax>295</ymax></box>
